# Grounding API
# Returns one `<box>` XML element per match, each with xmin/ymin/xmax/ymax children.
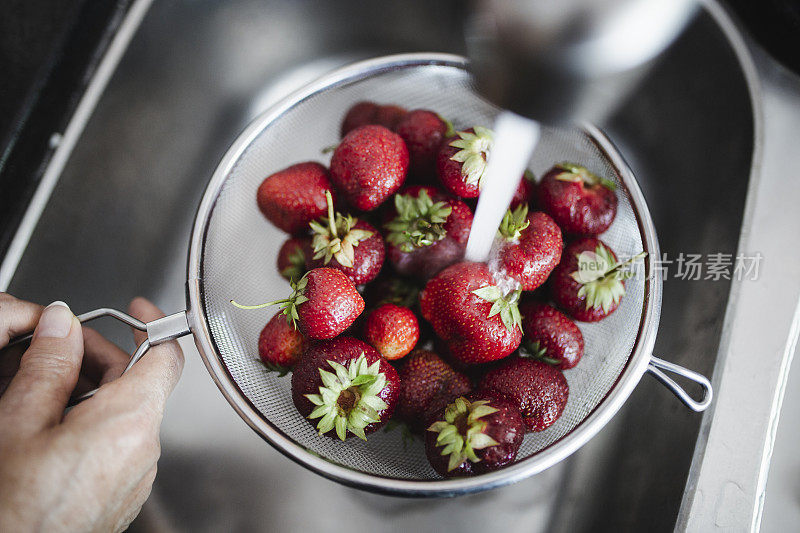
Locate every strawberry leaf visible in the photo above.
<box><xmin>384</xmin><ymin>189</ymin><xmax>452</xmax><ymax>252</ymax></box>
<box><xmin>449</xmin><ymin>127</ymin><xmax>494</xmax><ymax>188</ymax></box>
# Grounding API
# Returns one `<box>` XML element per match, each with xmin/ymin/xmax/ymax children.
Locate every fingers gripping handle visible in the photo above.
<box><xmin>647</xmin><ymin>356</ymin><xmax>713</xmax><ymax>412</ymax></box>
<box><xmin>8</xmin><ymin>308</ymin><xmax>191</xmax><ymax>404</ymax></box>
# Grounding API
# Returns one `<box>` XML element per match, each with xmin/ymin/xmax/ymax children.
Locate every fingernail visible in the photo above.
<box><xmin>36</xmin><ymin>301</ymin><xmax>74</xmax><ymax>339</ymax></box>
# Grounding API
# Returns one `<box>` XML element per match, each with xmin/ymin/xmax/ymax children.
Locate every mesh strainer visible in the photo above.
<box><xmin>11</xmin><ymin>53</ymin><xmax>712</xmax><ymax>496</ymax></box>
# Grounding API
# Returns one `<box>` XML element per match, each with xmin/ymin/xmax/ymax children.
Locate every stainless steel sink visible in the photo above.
<box><xmin>5</xmin><ymin>0</ymin><xmax>755</xmax><ymax>531</ymax></box>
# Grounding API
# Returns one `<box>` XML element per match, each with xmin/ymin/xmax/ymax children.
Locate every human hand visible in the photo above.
<box><xmin>0</xmin><ymin>294</ymin><xmax>184</xmax><ymax>532</ymax></box>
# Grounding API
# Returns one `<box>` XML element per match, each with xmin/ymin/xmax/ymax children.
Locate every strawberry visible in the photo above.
<box><xmin>306</xmin><ymin>191</ymin><xmax>384</xmax><ymax>285</ymax></box>
<box><xmin>361</xmin><ymin>272</ymin><xmax>422</xmax><ymax>310</ymax></box>
<box><xmin>384</xmin><ymin>186</ymin><xmax>473</xmax><ymax>279</ymax></box>
<box><xmin>276</xmin><ymin>237</ymin><xmax>310</xmax><ymax>282</ymax></box>
<box><xmin>330</xmin><ymin>125</ymin><xmax>409</xmax><ymax>211</ymax></box>
<box><xmin>511</xmin><ymin>170</ymin><xmax>537</xmax><ymax>209</ymax></box>
<box><xmin>232</xmin><ymin>267</ymin><xmax>364</xmax><ymax>340</ymax></box>
<box><xmin>395</xmin><ymin>110</ymin><xmax>452</xmax><ymax>177</ymax></box>
<box><xmin>494</xmin><ymin>206</ymin><xmax>562</xmax><ymax>291</ymax></box>
<box><xmin>395</xmin><ymin>350</ymin><xmax>472</xmax><ymax>433</ymax></box>
<box><xmin>436</xmin><ymin>127</ymin><xmax>493</xmax><ymax>198</ymax></box>
<box><xmin>425</xmin><ymin>391</ymin><xmax>524</xmax><ymax>477</ymax></box>
<box><xmin>419</xmin><ymin>262</ymin><xmax>522</xmax><ymax>365</ymax></box>
<box><xmin>479</xmin><ymin>357</ymin><xmax>569</xmax><ymax>432</ymax></box>
<box><xmin>550</xmin><ymin>237</ymin><xmax>645</xmax><ymax>322</ymax></box>
<box><xmin>257</xmin><ymin>311</ymin><xmax>307</xmax><ymax>374</ymax></box>
<box><xmin>256</xmin><ymin>162</ymin><xmax>335</xmax><ymax>234</ymax></box>
<box><xmin>340</xmin><ymin>101</ymin><xmax>407</xmax><ymax>137</ymax></box>
<box><xmin>519</xmin><ymin>301</ymin><xmax>584</xmax><ymax>369</ymax></box>
<box><xmin>363</xmin><ymin>303</ymin><xmax>419</xmax><ymax>360</ymax></box>
<box><xmin>291</xmin><ymin>337</ymin><xmax>400</xmax><ymax>440</ymax></box>
<box><xmin>536</xmin><ymin>162</ymin><xmax>618</xmax><ymax>236</ymax></box>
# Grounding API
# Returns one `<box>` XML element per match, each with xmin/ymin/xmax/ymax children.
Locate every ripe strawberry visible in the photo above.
<box><xmin>330</xmin><ymin>125</ymin><xmax>409</xmax><ymax>211</ymax></box>
<box><xmin>361</xmin><ymin>272</ymin><xmax>422</xmax><ymax>310</ymax></box>
<box><xmin>479</xmin><ymin>357</ymin><xmax>569</xmax><ymax>432</ymax></box>
<box><xmin>550</xmin><ymin>238</ymin><xmax>645</xmax><ymax>322</ymax></box>
<box><xmin>494</xmin><ymin>206</ymin><xmax>562</xmax><ymax>291</ymax></box>
<box><xmin>232</xmin><ymin>267</ymin><xmax>364</xmax><ymax>340</ymax></box>
<box><xmin>419</xmin><ymin>262</ymin><xmax>522</xmax><ymax>365</ymax></box>
<box><xmin>292</xmin><ymin>337</ymin><xmax>400</xmax><ymax>440</ymax></box>
<box><xmin>395</xmin><ymin>110</ymin><xmax>451</xmax><ymax>177</ymax></box>
<box><xmin>363</xmin><ymin>303</ymin><xmax>419</xmax><ymax>360</ymax></box>
<box><xmin>426</xmin><ymin>391</ymin><xmax>524</xmax><ymax>477</ymax></box>
<box><xmin>256</xmin><ymin>162</ymin><xmax>335</xmax><ymax>234</ymax></box>
<box><xmin>257</xmin><ymin>311</ymin><xmax>307</xmax><ymax>374</ymax></box>
<box><xmin>519</xmin><ymin>301</ymin><xmax>584</xmax><ymax>369</ymax></box>
<box><xmin>384</xmin><ymin>186</ymin><xmax>473</xmax><ymax>279</ymax></box>
<box><xmin>511</xmin><ymin>170</ymin><xmax>536</xmax><ymax>209</ymax></box>
<box><xmin>340</xmin><ymin>101</ymin><xmax>407</xmax><ymax>137</ymax></box>
<box><xmin>306</xmin><ymin>191</ymin><xmax>384</xmax><ymax>285</ymax></box>
<box><xmin>396</xmin><ymin>350</ymin><xmax>472</xmax><ymax>433</ymax></box>
<box><xmin>277</xmin><ymin>237</ymin><xmax>310</xmax><ymax>282</ymax></box>
<box><xmin>537</xmin><ymin>162</ymin><xmax>618</xmax><ymax>236</ymax></box>
<box><xmin>436</xmin><ymin>127</ymin><xmax>493</xmax><ymax>198</ymax></box>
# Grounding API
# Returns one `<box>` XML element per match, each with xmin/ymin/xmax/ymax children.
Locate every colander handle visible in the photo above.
<box><xmin>647</xmin><ymin>356</ymin><xmax>713</xmax><ymax>412</ymax></box>
<box><xmin>7</xmin><ymin>308</ymin><xmax>191</xmax><ymax>406</ymax></box>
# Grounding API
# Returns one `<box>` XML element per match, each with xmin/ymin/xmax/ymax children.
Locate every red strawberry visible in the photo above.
<box><xmin>395</xmin><ymin>350</ymin><xmax>472</xmax><ymax>433</ymax></box>
<box><xmin>550</xmin><ymin>237</ymin><xmax>645</xmax><ymax>322</ymax></box>
<box><xmin>494</xmin><ymin>206</ymin><xmax>562</xmax><ymax>291</ymax></box>
<box><xmin>232</xmin><ymin>267</ymin><xmax>364</xmax><ymax>340</ymax></box>
<box><xmin>361</xmin><ymin>272</ymin><xmax>422</xmax><ymax>310</ymax></box>
<box><xmin>519</xmin><ymin>301</ymin><xmax>584</xmax><ymax>369</ymax></box>
<box><xmin>479</xmin><ymin>357</ymin><xmax>569</xmax><ymax>432</ymax></box>
<box><xmin>419</xmin><ymin>262</ymin><xmax>522</xmax><ymax>365</ymax></box>
<box><xmin>395</xmin><ymin>110</ymin><xmax>451</xmax><ymax>177</ymax></box>
<box><xmin>511</xmin><ymin>170</ymin><xmax>537</xmax><ymax>209</ymax></box>
<box><xmin>341</xmin><ymin>102</ymin><xmax>408</xmax><ymax>137</ymax></box>
<box><xmin>306</xmin><ymin>191</ymin><xmax>384</xmax><ymax>285</ymax></box>
<box><xmin>363</xmin><ymin>303</ymin><xmax>419</xmax><ymax>360</ymax></box>
<box><xmin>330</xmin><ymin>125</ymin><xmax>409</xmax><ymax>211</ymax></box>
<box><xmin>425</xmin><ymin>391</ymin><xmax>524</xmax><ymax>477</ymax></box>
<box><xmin>257</xmin><ymin>311</ymin><xmax>307</xmax><ymax>374</ymax></box>
<box><xmin>277</xmin><ymin>237</ymin><xmax>310</xmax><ymax>282</ymax></box>
<box><xmin>436</xmin><ymin>127</ymin><xmax>493</xmax><ymax>198</ymax></box>
<box><xmin>256</xmin><ymin>162</ymin><xmax>335</xmax><ymax>234</ymax></box>
<box><xmin>536</xmin><ymin>162</ymin><xmax>618</xmax><ymax>236</ymax></box>
<box><xmin>291</xmin><ymin>337</ymin><xmax>400</xmax><ymax>440</ymax></box>
<box><xmin>384</xmin><ymin>186</ymin><xmax>473</xmax><ymax>279</ymax></box>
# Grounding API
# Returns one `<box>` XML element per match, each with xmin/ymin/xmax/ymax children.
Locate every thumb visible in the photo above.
<box><xmin>0</xmin><ymin>301</ymin><xmax>84</xmax><ymax>434</ymax></box>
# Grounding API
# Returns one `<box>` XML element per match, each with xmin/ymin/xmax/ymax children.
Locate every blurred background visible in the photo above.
<box><xmin>1</xmin><ymin>0</ymin><xmax>799</xmax><ymax>531</ymax></box>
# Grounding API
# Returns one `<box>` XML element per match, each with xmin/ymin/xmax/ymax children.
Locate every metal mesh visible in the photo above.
<box><xmin>200</xmin><ymin>61</ymin><xmax>646</xmax><ymax>480</ymax></box>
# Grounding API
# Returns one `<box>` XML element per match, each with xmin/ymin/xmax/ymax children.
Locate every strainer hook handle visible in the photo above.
<box><xmin>647</xmin><ymin>356</ymin><xmax>713</xmax><ymax>412</ymax></box>
<box><xmin>7</xmin><ymin>307</ymin><xmax>191</xmax><ymax>405</ymax></box>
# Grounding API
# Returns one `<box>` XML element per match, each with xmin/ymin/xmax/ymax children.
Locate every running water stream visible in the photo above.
<box><xmin>464</xmin><ymin>111</ymin><xmax>541</xmax><ymax>264</ymax></box>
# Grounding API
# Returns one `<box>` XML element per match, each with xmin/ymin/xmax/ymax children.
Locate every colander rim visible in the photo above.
<box><xmin>185</xmin><ymin>52</ymin><xmax>662</xmax><ymax>497</ymax></box>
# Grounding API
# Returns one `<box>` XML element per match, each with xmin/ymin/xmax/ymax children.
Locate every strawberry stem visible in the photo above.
<box><xmin>230</xmin><ymin>298</ymin><xmax>291</xmax><ymax>310</ymax></box>
<box><xmin>325</xmin><ymin>190</ymin><xmax>337</xmax><ymax>239</ymax></box>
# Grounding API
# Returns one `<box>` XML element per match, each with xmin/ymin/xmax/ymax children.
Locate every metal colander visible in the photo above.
<box><xmin>11</xmin><ymin>53</ymin><xmax>712</xmax><ymax>496</ymax></box>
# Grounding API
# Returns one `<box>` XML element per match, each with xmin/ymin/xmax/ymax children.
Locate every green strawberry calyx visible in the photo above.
<box><xmin>304</xmin><ymin>353</ymin><xmax>389</xmax><ymax>441</ymax></box>
<box><xmin>449</xmin><ymin>126</ymin><xmax>494</xmax><ymax>189</ymax></box>
<box><xmin>309</xmin><ymin>190</ymin><xmax>373</xmax><ymax>268</ymax></box>
<box><xmin>497</xmin><ymin>204</ymin><xmax>531</xmax><ymax>241</ymax></box>
<box><xmin>384</xmin><ymin>189</ymin><xmax>453</xmax><ymax>253</ymax></box>
<box><xmin>472</xmin><ymin>285</ymin><xmax>523</xmax><ymax>334</ymax></box>
<box><xmin>280</xmin><ymin>245</ymin><xmax>307</xmax><ymax>281</ymax></box>
<box><xmin>520</xmin><ymin>340</ymin><xmax>561</xmax><ymax>366</ymax></box>
<box><xmin>554</xmin><ymin>162</ymin><xmax>616</xmax><ymax>192</ymax></box>
<box><xmin>427</xmin><ymin>397</ymin><xmax>500</xmax><ymax>472</ymax></box>
<box><xmin>570</xmin><ymin>245</ymin><xmax>647</xmax><ymax>312</ymax></box>
<box><xmin>230</xmin><ymin>273</ymin><xmax>310</xmax><ymax>329</ymax></box>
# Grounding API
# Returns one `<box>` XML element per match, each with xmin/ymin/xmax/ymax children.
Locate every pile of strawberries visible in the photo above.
<box><xmin>236</xmin><ymin>101</ymin><xmax>641</xmax><ymax>478</ymax></box>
